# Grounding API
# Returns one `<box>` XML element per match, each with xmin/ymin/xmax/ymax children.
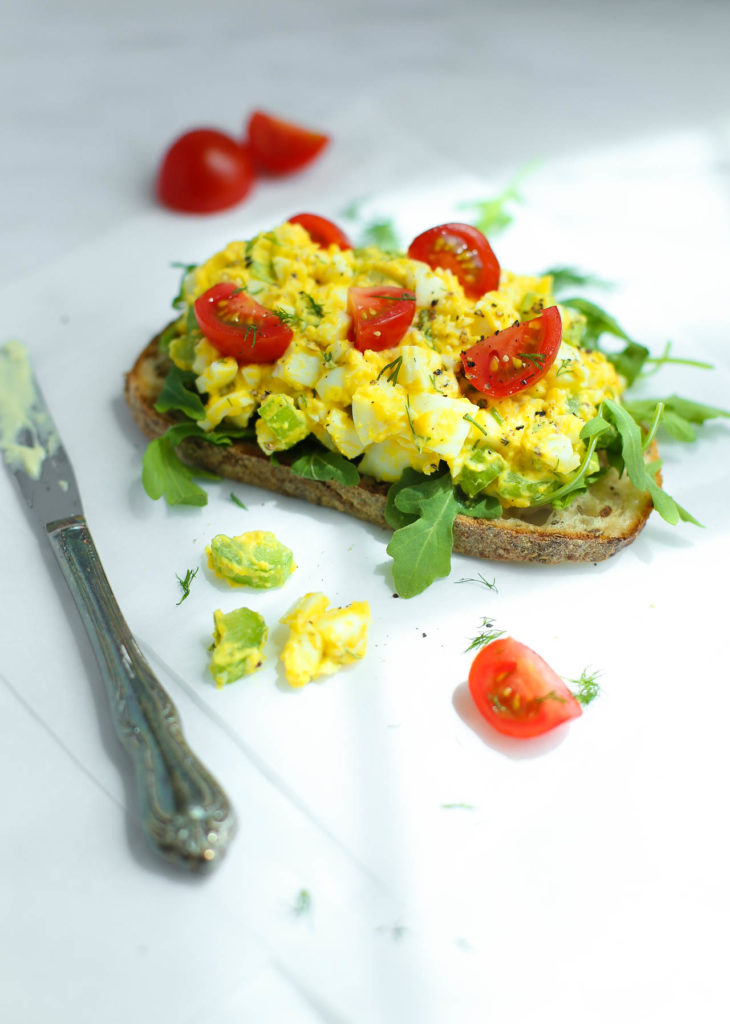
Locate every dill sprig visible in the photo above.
<box><xmin>567</xmin><ymin>667</ymin><xmax>602</xmax><ymax>705</ymax></box>
<box><xmin>175</xmin><ymin>567</ymin><xmax>198</xmax><ymax>605</ymax></box>
<box><xmin>456</xmin><ymin>574</ymin><xmax>498</xmax><ymax>592</ymax></box>
<box><xmin>465</xmin><ymin>617</ymin><xmax>505</xmax><ymax>652</ymax></box>
<box><xmin>377</xmin><ymin>355</ymin><xmax>403</xmax><ymax>385</ymax></box>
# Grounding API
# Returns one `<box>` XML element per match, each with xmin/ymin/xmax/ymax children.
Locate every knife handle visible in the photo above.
<box><xmin>46</xmin><ymin>514</ymin><xmax>236</xmax><ymax>873</ymax></box>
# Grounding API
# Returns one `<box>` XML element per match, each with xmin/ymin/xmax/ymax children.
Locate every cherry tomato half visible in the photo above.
<box><xmin>461</xmin><ymin>305</ymin><xmax>562</xmax><ymax>398</ymax></box>
<box><xmin>246</xmin><ymin>111</ymin><xmax>329</xmax><ymax>175</ymax></box>
<box><xmin>468</xmin><ymin>638</ymin><xmax>582</xmax><ymax>739</ymax></box>
<box><xmin>194</xmin><ymin>282</ymin><xmax>293</xmax><ymax>363</ymax></box>
<box><xmin>156</xmin><ymin>129</ymin><xmax>255</xmax><ymax>214</ymax></box>
<box><xmin>289</xmin><ymin>213</ymin><xmax>352</xmax><ymax>250</ymax></box>
<box><xmin>347</xmin><ymin>287</ymin><xmax>417</xmax><ymax>352</ymax></box>
<box><xmin>407</xmin><ymin>223</ymin><xmax>500</xmax><ymax>299</ymax></box>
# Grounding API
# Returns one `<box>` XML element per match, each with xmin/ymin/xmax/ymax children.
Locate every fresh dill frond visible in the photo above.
<box><xmin>567</xmin><ymin>667</ymin><xmax>602</xmax><ymax>705</ymax></box>
<box><xmin>377</xmin><ymin>355</ymin><xmax>403</xmax><ymax>385</ymax></box>
<box><xmin>291</xmin><ymin>889</ymin><xmax>312</xmax><ymax>916</ymax></box>
<box><xmin>230</xmin><ymin>493</ymin><xmax>248</xmax><ymax>510</ymax></box>
<box><xmin>302</xmin><ymin>292</ymin><xmax>325</xmax><ymax>321</ymax></box>
<box><xmin>456</xmin><ymin>574</ymin><xmax>498</xmax><ymax>592</ymax></box>
<box><xmin>465</xmin><ymin>617</ymin><xmax>505</xmax><ymax>652</ymax></box>
<box><xmin>175</xmin><ymin>567</ymin><xmax>198</xmax><ymax>605</ymax></box>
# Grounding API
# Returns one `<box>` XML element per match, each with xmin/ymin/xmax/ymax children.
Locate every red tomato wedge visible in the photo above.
<box><xmin>468</xmin><ymin>638</ymin><xmax>582</xmax><ymax>739</ymax></box>
<box><xmin>247</xmin><ymin>111</ymin><xmax>329</xmax><ymax>174</ymax></box>
<box><xmin>347</xmin><ymin>287</ymin><xmax>417</xmax><ymax>352</ymax></box>
<box><xmin>156</xmin><ymin>129</ymin><xmax>255</xmax><ymax>214</ymax></box>
<box><xmin>407</xmin><ymin>223</ymin><xmax>500</xmax><ymax>299</ymax></box>
<box><xmin>194</xmin><ymin>282</ymin><xmax>293</xmax><ymax>363</ymax></box>
<box><xmin>289</xmin><ymin>213</ymin><xmax>352</xmax><ymax>249</ymax></box>
<box><xmin>461</xmin><ymin>306</ymin><xmax>562</xmax><ymax>398</ymax></box>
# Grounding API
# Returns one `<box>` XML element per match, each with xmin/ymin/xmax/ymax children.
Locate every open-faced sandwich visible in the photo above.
<box><xmin>125</xmin><ymin>214</ymin><xmax>699</xmax><ymax>596</ymax></box>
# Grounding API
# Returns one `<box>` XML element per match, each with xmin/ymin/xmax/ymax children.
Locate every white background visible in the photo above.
<box><xmin>2</xmin><ymin>2</ymin><xmax>730</xmax><ymax>1022</ymax></box>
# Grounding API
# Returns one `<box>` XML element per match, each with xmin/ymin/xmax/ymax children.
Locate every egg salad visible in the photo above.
<box><xmin>280</xmin><ymin>592</ymin><xmax>370</xmax><ymax>688</ymax></box>
<box><xmin>165</xmin><ymin>220</ymin><xmax>622</xmax><ymax>509</ymax></box>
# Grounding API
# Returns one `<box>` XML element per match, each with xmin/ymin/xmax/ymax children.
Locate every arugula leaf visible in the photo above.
<box><xmin>542</xmin><ymin>266</ymin><xmax>613</xmax><ymax>294</ymax></box>
<box><xmin>385</xmin><ymin>472</ymin><xmax>459</xmax><ymax>598</ymax></box>
<box><xmin>289</xmin><ymin>447</ymin><xmax>360</xmax><ymax>485</ymax></box>
<box><xmin>141</xmin><ymin>422</ymin><xmax>237</xmax><ymax>506</ymax></box>
<box><xmin>358</xmin><ymin>219</ymin><xmax>401</xmax><ymax>252</ymax></box>
<box><xmin>559</xmin><ymin>297</ymin><xmax>649</xmax><ymax>383</ymax></box>
<box><xmin>142</xmin><ymin>424</ymin><xmax>211</xmax><ymax>506</ymax></box>
<box><xmin>170</xmin><ymin>262</ymin><xmax>197</xmax><ymax>310</ymax></box>
<box><xmin>459</xmin><ymin>162</ymin><xmax>538</xmax><ymax>236</ymax></box>
<box><xmin>602</xmin><ymin>399</ymin><xmax>701</xmax><ymax>526</ymax></box>
<box><xmin>454</xmin><ymin>488</ymin><xmax>502</xmax><ymax>519</ymax></box>
<box><xmin>154</xmin><ymin>365</ymin><xmax>206</xmax><ymax>420</ymax></box>
<box><xmin>622</xmin><ymin>395</ymin><xmax>730</xmax><ymax>443</ymax></box>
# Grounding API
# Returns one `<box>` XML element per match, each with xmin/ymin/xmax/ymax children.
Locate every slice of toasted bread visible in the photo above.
<box><xmin>124</xmin><ymin>332</ymin><xmax>656</xmax><ymax>564</ymax></box>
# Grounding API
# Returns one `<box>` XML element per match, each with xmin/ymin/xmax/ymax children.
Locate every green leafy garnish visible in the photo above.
<box><xmin>642</xmin><ymin>340</ymin><xmax>714</xmax><ymax>374</ymax></box>
<box><xmin>289</xmin><ymin>446</ymin><xmax>360</xmax><ymax>486</ymax></box>
<box><xmin>385</xmin><ymin>470</ymin><xmax>459</xmax><ymax>597</ymax></box>
<box><xmin>291</xmin><ymin>889</ymin><xmax>312</xmax><ymax>916</ymax></box>
<box><xmin>142</xmin><ymin>423</ymin><xmax>229</xmax><ymax>506</ymax></box>
<box><xmin>274</xmin><ymin>307</ymin><xmax>301</xmax><ymax>330</ymax></box>
<box><xmin>465</xmin><ymin>617</ymin><xmax>505</xmax><ymax>652</ymax></box>
<box><xmin>170</xmin><ymin>262</ymin><xmax>197</xmax><ymax>310</ymax></box>
<box><xmin>460</xmin><ymin>162</ymin><xmax>538</xmax><ymax>236</ymax></box>
<box><xmin>455</xmin><ymin>574</ymin><xmax>498</xmax><ymax>591</ymax></box>
<box><xmin>559</xmin><ymin>296</ymin><xmax>649</xmax><ymax>384</ymax></box>
<box><xmin>567</xmin><ymin>668</ymin><xmax>602</xmax><ymax>706</ymax></box>
<box><xmin>154</xmin><ymin>365</ymin><xmax>206</xmax><ymax>421</ymax></box>
<box><xmin>175</xmin><ymin>567</ymin><xmax>198</xmax><ymax>605</ymax></box>
<box><xmin>543</xmin><ymin>265</ymin><xmax>613</xmax><ymax>294</ymax></box>
<box><xmin>602</xmin><ymin>398</ymin><xmax>700</xmax><ymax>526</ymax></box>
<box><xmin>302</xmin><ymin>292</ymin><xmax>325</xmax><ymax>321</ymax></box>
<box><xmin>358</xmin><ymin>218</ymin><xmax>401</xmax><ymax>251</ymax></box>
<box><xmin>622</xmin><ymin>394</ymin><xmax>730</xmax><ymax>443</ymax></box>
<box><xmin>377</xmin><ymin>355</ymin><xmax>403</xmax><ymax>385</ymax></box>
<box><xmin>230</xmin><ymin>492</ymin><xmax>248</xmax><ymax>509</ymax></box>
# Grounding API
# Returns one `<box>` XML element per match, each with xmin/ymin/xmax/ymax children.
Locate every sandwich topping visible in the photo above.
<box><xmin>164</xmin><ymin>218</ymin><xmax>622</xmax><ymax>510</ymax></box>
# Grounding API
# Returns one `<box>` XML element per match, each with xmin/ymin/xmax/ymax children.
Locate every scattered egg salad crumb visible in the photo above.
<box><xmin>280</xmin><ymin>592</ymin><xmax>370</xmax><ymax>688</ymax></box>
<box><xmin>166</xmin><ymin>220</ymin><xmax>622</xmax><ymax>508</ymax></box>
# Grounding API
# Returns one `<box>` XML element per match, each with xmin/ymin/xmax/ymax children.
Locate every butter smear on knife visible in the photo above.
<box><xmin>0</xmin><ymin>340</ymin><xmax>59</xmax><ymax>478</ymax></box>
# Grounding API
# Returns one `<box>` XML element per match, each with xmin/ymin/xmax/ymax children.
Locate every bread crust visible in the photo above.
<box><xmin>124</xmin><ymin>332</ymin><xmax>656</xmax><ymax>564</ymax></box>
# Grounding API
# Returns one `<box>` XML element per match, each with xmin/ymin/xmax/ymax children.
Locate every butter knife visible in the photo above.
<box><xmin>0</xmin><ymin>341</ymin><xmax>236</xmax><ymax>872</ymax></box>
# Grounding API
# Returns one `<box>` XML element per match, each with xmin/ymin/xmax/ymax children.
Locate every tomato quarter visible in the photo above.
<box><xmin>156</xmin><ymin>129</ymin><xmax>255</xmax><ymax>214</ymax></box>
<box><xmin>288</xmin><ymin>213</ymin><xmax>352</xmax><ymax>249</ymax></box>
<box><xmin>407</xmin><ymin>222</ymin><xmax>500</xmax><ymax>299</ymax></box>
<box><xmin>247</xmin><ymin>111</ymin><xmax>329</xmax><ymax>174</ymax></box>
<box><xmin>468</xmin><ymin>637</ymin><xmax>582</xmax><ymax>739</ymax></box>
<box><xmin>193</xmin><ymin>282</ymin><xmax>293</xmax><ymax>363</ymax></box>
<box><xmin>347</xmin><ymin>287</ymin><xmax>417</xmax><ymax>352</ymax></box>
<box><xmin>461</xmin><ymin>305</ymin><xmax>562</xmax><ymax>398</ymax></box>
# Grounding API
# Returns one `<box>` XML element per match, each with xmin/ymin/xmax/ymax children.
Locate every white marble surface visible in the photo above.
<box><xmin>2</xmin><ymin>2</ymin><xmax>730</xmax><ymax>1022</ymax></box>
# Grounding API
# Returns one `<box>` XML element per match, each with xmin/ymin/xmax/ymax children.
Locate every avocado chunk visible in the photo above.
<box><xmin>209</xmin><ymin>607</ymin><xmax>268</xmax><ymax>687</ymax></box>
<box><xmin>207</xmin><ymin>530</ymin><xmax>296</xmax><ymax>588</ymax></box>
<box><xmin>496</xmin><ymin>470</ymin><xmax>556</xmax><ymax>503</ymax></box>
<box><xmin>456</xmin><ymin>447</ymin><xmax>505</xmax><ymax>497</ymax></box>
<box><xmin>256</xmin><ymin>393</ymin><xmax>309</xmax><ymax>451</ymax></box>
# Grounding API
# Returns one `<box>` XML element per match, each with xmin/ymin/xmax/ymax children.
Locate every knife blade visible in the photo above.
<box><xmin>0</xmin><ymin>340</ymin><xmax>236</xmax><ymax>872</ymax></box>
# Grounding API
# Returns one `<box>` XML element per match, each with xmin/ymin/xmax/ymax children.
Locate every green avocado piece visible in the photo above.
<box><xmin>209</xmin><ymin>607</ymin><xmax>268</xmax><ymax>687</ymax></box>
<box><xmin>207</xmin><ymin>530</ymin><xmax>296</xmax><ymax>588</ymax></box>
<box><xmin>257</xmin><ymin>393</ymin><xmax>309</xmax><ymax>447</ymax></box>
<box><xmin>496</xmin><ymin>470</ymin><xmax>555</xmax><ymax>503</ymax></box>
<box><xmin>456</xmin><ymin>447</ymin><xmax>505</xmax><ymax>497</ymax></box>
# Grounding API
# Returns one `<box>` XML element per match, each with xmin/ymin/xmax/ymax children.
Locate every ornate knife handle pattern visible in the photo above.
<box><xmin>47</xmin><ymin>515</ymin><xmax>236</xmax><ymax>872</ymax></box>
